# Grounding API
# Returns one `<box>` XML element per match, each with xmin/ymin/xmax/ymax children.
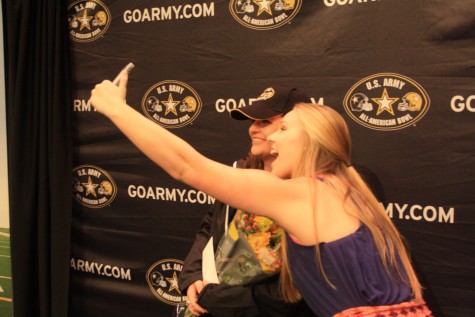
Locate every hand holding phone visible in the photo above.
<box><xmin>112</xmin><ymin>62</ymin><xmax>135</xmax><ymax>85</ymax></box>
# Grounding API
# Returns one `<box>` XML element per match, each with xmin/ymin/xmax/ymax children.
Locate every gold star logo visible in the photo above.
<box><xmin>161</xmin><ymin>93</ymin><xmax>180</xmax><ymax>116</ymax></box>
<box><xmin>253</xmin><ymin>0</ymin><xmax>276</xmax><ymax>16</ymax></box>
<box><xmin>78</xmin><ymin>10</ymin><xmax>93</xmax><ymax>31</ymax></box>
<box><xmin>372</xmin><ymin>88</ymin><xmax>399</xmax><ymax>116</ymax></box>
<box><xmin>166</xmin><ymin>271</ymin><xmax>181</xmax><ymax>294</ymax></box>
<box><xmin>82</xmin><ymin>176</ymin><xmax>98</xmax><ymax>198</ymax></box>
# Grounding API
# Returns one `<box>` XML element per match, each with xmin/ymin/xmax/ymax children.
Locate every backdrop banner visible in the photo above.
<box><xmin>68</xmin><ymin>1</ymin><xmax>475</xmax><ymax>316</ymax></box>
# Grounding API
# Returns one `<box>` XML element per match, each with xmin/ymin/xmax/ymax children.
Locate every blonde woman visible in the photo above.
<box><xmin>90</xmin><ymin>74</ymin><xmax>432</xmax><ymax>317</ymax></box>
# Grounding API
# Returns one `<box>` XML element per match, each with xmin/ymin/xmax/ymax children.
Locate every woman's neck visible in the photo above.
<box><xmin>263</xmin><ymin>159</ymin><xmax>273</xmax><ymax>172</ymax></box>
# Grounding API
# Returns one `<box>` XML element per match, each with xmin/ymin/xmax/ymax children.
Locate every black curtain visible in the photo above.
<box><xmin>2</xmin><ymin>1</ymin><xmax>72</xmax><ymax>316</ymax></box>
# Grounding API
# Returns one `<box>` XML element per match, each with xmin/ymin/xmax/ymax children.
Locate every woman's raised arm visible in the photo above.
<box><xmin>89</xmin><ymin>77</ymin><xmax>312</xmax><ymax>239</ymax></box>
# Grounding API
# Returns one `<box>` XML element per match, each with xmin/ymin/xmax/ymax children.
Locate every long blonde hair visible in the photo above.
<box><xmin>279</xmin><ymin>103</ymin><xmax>423</xmax><ymax>303</ymax></box>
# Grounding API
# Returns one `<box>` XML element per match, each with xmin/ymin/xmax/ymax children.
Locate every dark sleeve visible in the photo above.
<box><xmin>178</xmin><ymin>202</ymin><xmax>217</xmax><ymax>292</ymax></box>
<box><xmin>197</xmin><ymin>275</ymin><xmax>316</xmax><ymax>317</ymax></box>
<box><xmin>252</xmin><ymin>276</ymin><xmax>316</xmax><ymax>317</ymax></box>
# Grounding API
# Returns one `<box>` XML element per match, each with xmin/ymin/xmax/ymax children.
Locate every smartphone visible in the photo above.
<box><xmin>112</xmin><ymin>62</ymin><xmax>135</xmax><ymax>85</ymax></box>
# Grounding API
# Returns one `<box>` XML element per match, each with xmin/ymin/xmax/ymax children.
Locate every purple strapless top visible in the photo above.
<box><xmin>286</xmin><ymin>225</ymin><xmax>412</xmax><ymax>317</ymax></box>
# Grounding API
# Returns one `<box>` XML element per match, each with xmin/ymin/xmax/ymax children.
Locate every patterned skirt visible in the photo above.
<box><xmin>333</xmin><ymin>301</ymin><xmax>433</xmax><ymax>317</ymax></box>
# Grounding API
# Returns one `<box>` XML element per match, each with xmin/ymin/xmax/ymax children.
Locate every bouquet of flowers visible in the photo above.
<box><xmin>182</xmin><ymin>210</ymin><xmax>283</xmax><ymax>317</ymax></box>
<box><xmin>215</xmin><ymin>209</ymin><xmax>284</xmax><ymax>285</ymax></box>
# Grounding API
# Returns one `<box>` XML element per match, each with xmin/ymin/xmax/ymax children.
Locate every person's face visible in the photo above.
<box><xmin>248</xmin><ymin>116</ymin><xmax>282</xmax><ymax>167</ymax></box>
<box><xmin>267</xmin><ymin>111</ymin><xmax>305</xmax><ymax>179</ymax></box>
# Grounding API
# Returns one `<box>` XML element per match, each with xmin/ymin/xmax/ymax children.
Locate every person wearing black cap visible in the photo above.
<box><xmin>177</xmin><ymin>86</ymin><xmax>315</xmax><ymax>317</ymax></box>
<box><xmin>91</xmin><ymin>74</ymin><xmax>432</xmax><ymax>317</ymax></box>
<box><xmin>229</xmin><ymin>86</ymin><xmax>311</xmax><ymax>120</ymax></box>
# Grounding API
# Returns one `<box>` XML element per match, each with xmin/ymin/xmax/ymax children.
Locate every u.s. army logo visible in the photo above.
<box><xmin>229</xmin><ymin>0</ymin><xmax>302</xmax><ymax>30</ymax></box>
<box><xmin>142</xmin><ymin>81</ymin><xmax>202</xmax><ymax>128</ymax></box>
<box><xmin>146</xmin><ymin>259</ymin><xmax>187</xmax><ymax>305</ymax></box>
<box><xmin>343</xmin><ymin>73</ymin><xmax>430</xmax><ymax>131</ymax></box>
<box><xmin>68</xmin><ymin>0</ymin><xmax>111</xmax><ymax>42</ymax></box>
<box><xmin>73</xmin><ymin>165</ymin><xmax>117</xmax><ymax>208</ymax></box>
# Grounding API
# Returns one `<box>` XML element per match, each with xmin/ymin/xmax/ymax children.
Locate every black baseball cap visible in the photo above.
<box><xmin>230</xmin><ymin>86</ymin><xmax>311</xmax><ymax>120</ymax></box>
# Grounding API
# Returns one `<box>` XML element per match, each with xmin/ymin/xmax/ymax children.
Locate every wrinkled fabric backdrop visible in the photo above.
<box><xmin>68</xmin><ymin>1</ymin><xmax>475</xmax><ymax>316</ymax></box>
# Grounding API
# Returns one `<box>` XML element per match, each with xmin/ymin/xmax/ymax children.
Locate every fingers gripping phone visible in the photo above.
<box><xmin>112</xmin><ymin>62</ymin><xmax>135</xmax><ymax>85</ymax></box>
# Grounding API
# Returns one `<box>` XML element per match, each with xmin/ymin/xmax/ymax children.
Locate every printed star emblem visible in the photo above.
<box><xmin>78</xmin><ymin>10</ymin><xmax>93</xmax><ymax>31</ymax></box>
<box><xmin>161</xmin><ymin>93</ymin><xmax>180</xmax><ymax>116</ymax></box>
<box><xmin>372</xmin><ymin>88</ymin><xmax>399</xmax><ymax>116</ymax></box>
<box><xmin>352</xmin><ymin>95</ymin><xmax>361</xmax><ymax>104</ymax></box>
<box><xmin>147</xmin><ymin>98</ymin><xmax>156</xmax><ymax>107</ymax></box>
<box><xmin>166</xmin><ymin>271</ymin><xmax>181</xmax><ymax>294</ymax></box>
<box><xmin>82</xmin><ymin>176</ymin><xmax>98</xmax><ymax>198</ymax></box>
<box><xmin>253</xmin><ymin>0</ymin><xmax>276</xmax><ymax>16</ymax></box>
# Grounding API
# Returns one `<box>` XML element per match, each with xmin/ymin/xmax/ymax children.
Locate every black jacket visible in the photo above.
<box><xmin>178</xmin><ymin>200</ymin><xmax>315</xmax><ymax>317</ymax></box>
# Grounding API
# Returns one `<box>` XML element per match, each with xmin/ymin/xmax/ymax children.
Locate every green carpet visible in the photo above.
<box><xmin>0</xmin><ymin>228</ymin><xmax>12</xmax><ymax>317</ymax></box>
